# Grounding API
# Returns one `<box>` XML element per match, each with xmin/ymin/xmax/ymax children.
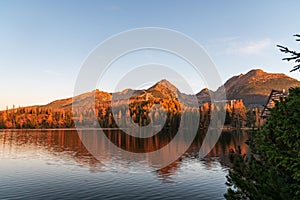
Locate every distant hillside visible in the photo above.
<box><xmin>198</xmin><ymin>69</ymin><xmax>300</xmax><ymax>106</ymax></box>
<box><xmin>196</xmin><ymin>88</ymin><xmax>213</xmax><ymax>104</ymax></box>
<box><xmin>32</xmin><ymin>79</ymin><xmax>182</xmax><ymax>111</ymax></box>
<box><xmin>46</xmin><ymin>90</ymin><xmax>112</xmax><ymax>110</ymax></box>
<box><xmin>221</xmin><ymin>69</ymin><xmax>300</xmax><ymax>106</ymax></box>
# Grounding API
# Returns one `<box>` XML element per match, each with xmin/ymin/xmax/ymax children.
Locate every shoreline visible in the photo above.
<box><xmin>0</xmin><ymin>127</ymin><xmax>257</xmax><ymax>131</ymax></box>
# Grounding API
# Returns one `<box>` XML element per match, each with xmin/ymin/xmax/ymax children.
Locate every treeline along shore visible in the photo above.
<box><xmin>0</xmin><ymin>97</ymin><xmax>262</xmax><ymax>130</ymax></box>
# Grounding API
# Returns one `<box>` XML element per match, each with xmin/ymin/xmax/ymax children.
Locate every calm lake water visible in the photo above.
<box><xmin>0</xmin><ymin>130</ymin><xmax>249</xmax><ymax>200</ymax></box>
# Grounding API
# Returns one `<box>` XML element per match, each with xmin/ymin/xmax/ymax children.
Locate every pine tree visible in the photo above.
<box><xmin>225</xmin><ymin>87</ymin><xmax>300</xmax><ymax>199</ymax></box>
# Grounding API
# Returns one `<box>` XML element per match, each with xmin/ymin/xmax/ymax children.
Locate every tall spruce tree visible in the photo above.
<box><xmin>225</xmin><ymin>87</ymin><xmax>300</xmax><ymax>199</ymax></box>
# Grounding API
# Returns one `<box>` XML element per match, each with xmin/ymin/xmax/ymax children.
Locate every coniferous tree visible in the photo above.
<box><xmin>225</xmin><ymin>88</ymin><xmax>300</xmax><ymax>199</ymax></box>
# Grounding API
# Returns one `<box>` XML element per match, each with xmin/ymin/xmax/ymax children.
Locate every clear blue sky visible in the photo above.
<box><xmin>1</xmin><ymin>0</ymin><xmax>300</xmax><ymax>109</ymax></box>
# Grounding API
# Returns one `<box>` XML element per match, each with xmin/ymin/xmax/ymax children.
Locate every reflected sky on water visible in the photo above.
<box><xmin>0</xmin><ymin>130</ymin><xmax>249</xmax><ymax>200</ymax></box>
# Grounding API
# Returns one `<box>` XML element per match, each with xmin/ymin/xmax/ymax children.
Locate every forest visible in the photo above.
<box><xmin>0</xmin><ymin>97</ymin><xmax>261</xmax><ymax>129</ymax></box>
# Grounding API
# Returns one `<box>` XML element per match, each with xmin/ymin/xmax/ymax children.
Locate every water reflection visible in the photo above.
<box><xmin>0</xmin><ymin>129</ymin><xmax>249</xmax><ymax>175</ymax></box>
<box><xmin>0</xmin><ymin>129</ymin><xmax>250</xmax><ymax>199</ymax></box>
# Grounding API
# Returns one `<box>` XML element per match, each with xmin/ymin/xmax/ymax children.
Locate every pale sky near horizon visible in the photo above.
<box><xmin>1</xmin><ymin>1</ymin><xmax>300</xmax><ymax>110</ymax></box>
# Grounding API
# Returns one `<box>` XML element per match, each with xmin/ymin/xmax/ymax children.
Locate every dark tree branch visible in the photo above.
<box><xmin>277</xmin><ymin>35</ymin><xmax>300</xmax><ymax>72</ymax></box>
<box><xmin>291</xmin><ymin>64</ymin><xmax>300</xmax><ymax>72</ymax></box>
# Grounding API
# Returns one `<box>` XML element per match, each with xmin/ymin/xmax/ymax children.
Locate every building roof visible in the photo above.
<box><xmin>261</xmin><ymin>89</ymin><xmax>288</xmax><ymax>118</ymax></box>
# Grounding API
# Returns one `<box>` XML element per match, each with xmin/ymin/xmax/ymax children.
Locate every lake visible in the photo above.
<box><xmin>0</xmin><ymin>129</ymin><xmax>249</xmax><ymax>200</ymax></box>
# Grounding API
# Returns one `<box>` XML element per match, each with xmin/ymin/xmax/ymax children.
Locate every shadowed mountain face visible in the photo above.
<box><xmin>197</xmin><ymin>69</ymin><xmax>300</xmax><ymax>107</ymax></box>
<box><xmin>196</xmin><ymin>88</ymin><xmax>213</xmax><ymax>104</ymax></box>
<box><xmin>220</xmin><ymin>69</ymin><xmax>300</xmax><ymax>106</ymax></box>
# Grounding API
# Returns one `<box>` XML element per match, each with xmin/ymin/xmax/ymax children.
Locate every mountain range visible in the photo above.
<box><xmin>7</xmin><ymin>69</ymin><xmax>300</xmax><ymax>111</ymax></box>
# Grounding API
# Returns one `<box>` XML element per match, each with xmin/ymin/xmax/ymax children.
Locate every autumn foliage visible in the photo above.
<box><xmin>0</xmin><ymin>97</ymin><xmax>258</xmax><ymax>130</ymax></box>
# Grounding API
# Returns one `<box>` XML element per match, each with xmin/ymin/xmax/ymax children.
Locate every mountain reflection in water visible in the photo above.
<box><xmin>0</xmin><ymin>129</ymin><xmax>249</xmax><ymax>200</ymax></box>
<box><xmin>0</xmin><ymin>129</ymin><xmax>249</xmax><ymax>176</ymax></box>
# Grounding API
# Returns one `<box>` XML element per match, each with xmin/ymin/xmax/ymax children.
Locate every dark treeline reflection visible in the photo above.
<box><xmin>0</xmin><ymin>130</ymin><xmax>249</xmax><ymax>175</ymax></box>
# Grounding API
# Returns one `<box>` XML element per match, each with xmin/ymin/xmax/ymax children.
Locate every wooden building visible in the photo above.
<box><xmin>261</xmin><ymin>89</ymin><xmax>288</xmax><ymax>118</ymax></box>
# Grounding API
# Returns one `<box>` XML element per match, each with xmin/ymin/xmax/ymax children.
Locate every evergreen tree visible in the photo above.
<box><xmin>225</xmin><ymin>87</ymin><xmax>300</xmax><ymax>199</ymax></box>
